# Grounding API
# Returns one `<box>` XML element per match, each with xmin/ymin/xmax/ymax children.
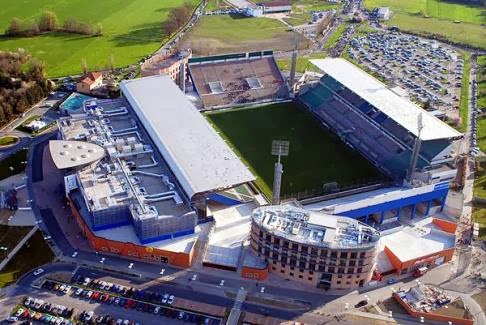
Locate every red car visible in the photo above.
<box><xmin>91</xmin><ymin>292</ymin><xmax>100</xmax><ymax>300</ymax></box>
<box><xmin>125</xmin><ymin>300</ymin><xmax>135</xmax><ymax>309</ymax></box>
<box><xmin>102</xmin><ymin>294</ymin><xmax>110</xmax><ymax>303</ymax></box>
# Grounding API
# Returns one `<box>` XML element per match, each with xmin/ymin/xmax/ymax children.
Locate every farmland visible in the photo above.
<box><xmin>0</xmin><ymin>0</ymin><xmax>199</xmax><ymax>77</ymax></box>
<box><xmin>364</xmin><ymin>0</ymin><xmax>485</xmax><ymax>49</ymax></box>
<box><xmin>178</xmin><ymin>14</ymin><xmax>309</xmax><ymax>55</ymax></box>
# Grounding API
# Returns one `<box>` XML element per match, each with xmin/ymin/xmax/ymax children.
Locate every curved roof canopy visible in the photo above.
<box><xmin>49</xmin><ymin>140</ymin><xmax>105</xmax><ymax>169</ymax></box>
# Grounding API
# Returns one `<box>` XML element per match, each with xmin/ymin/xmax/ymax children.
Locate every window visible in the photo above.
<box><xmin>318</xmin><ymin>265</ymin><xmax>326</xmax><ymax>272</ymax></box>
<box><xmin>290</xmin><ymin>259</ymin><xmax>297</xmax><ymax>266</ymax></box>
<box><xmin>272</xmin><ymin>266</ymin><xmax>276</xmax><ymax>270</ymax></box>
<box><xmin>309</xmin><ymin>264</ymin><xmax>316</xmax><ymax>271</ymax></box>
<box><xmin>320</xmin><ymin>250</ymin><xmax>328</xmax><ymax>257</ymax></box>
<box><xmin>340</xmin><ymin>252</ymin><xmax>348</xmax><ymax>259</ymax></box>
<box><xmin>338</xmin><ymin>275</ymin><xmax>343</xmax><ymax>279</ymax></box>
<box><xmin>347</xmin><ymin>275</ymin><xmax>352</xmax><ymax>279</ymax></box>
<box><xmin>339</xmin><ymin>260</ymin><xmax>346</xmax><ymax>266</ymax></box>
<box><xmin>328</xmin><ymin>267</ymin><xmax>335</xmax><ymax>273</ymax></box>
<box><xmin>347</xmin><ymin>268</ymin><xmax>354</xmax><ymax>274</ymax></box>
<box><xmin>292</xmin><ymin>243</ymin><xmax>299</xmax><ymax>251</ymax></box>
<box><xmin>331</xmin><ymin>252</ymin><xmax>338</xmax><ymax>258</ymax></box>
<box><xmin>338</xmin><ymin>268</ymin><xmax>345</xmax><ymax>274</ymax></box>
<box><xmin>308</xmin><ymin>277</ymin><xmax>313</xmax><ymax>281</ymax></box>
<box><xmin>265</xmin><ymin>234</ymin><xmax>272</xmax><ymax>241</ymax></box>
<box><xmin>350</xmin><ymin>252</ymin><xmax>357</xmax><ymax>259</ymax></box>
<box><xmin>290</xmin><ymin>266</ymin><xmax>295</xmax><ymax>271</ymax></box>
<box><xmin>289</xmin><ymin>272</ymin><xmax>294</xmax><ymax>277</ymax></box>
<box><xmin>357</xmin><ymin>267</ymin><xmax>363</xmax><ymax>273</ymax></box>
<box><xmin>259</xmin><ymin>230</ymin><xmax>263</xmax><ymax>238</ymax></box>
<box><xmin>298</xmin><ymin>275</ymin><xmax>303</xmax><ymax>279</ymax></box>
<box><xmin>280</xmin><ymin>270</ymin><xmax>285</xmax><ymax>273</ymax></box>
<box><xmin>273</xmin><ymin>238</ymin><xmax>280</xmax><ymax>246</ymax></box>
<box><xmin>337</xmin><ymin>281</ymin><xmax>341</xmax><ymax>284</ymax></box>
<box><xmin>273</xmin><ymin>260</ymin><xmax>277</xmax><ymax>265</ymax></box>
<box><xmin>299</xmin><ymin>268</ymin><xmax>304</xmax><ymax>273</ymax></box>
<box><xmin>301</xmin><ymin>245</ymin><xmax>309</xmax><ymax>253</ymax></box>
<box><xmin>273</xmin><ymin>252</ymin><xmax>279</xmax><ymax>259</ymax></box>
<box><xmin>360</xmin><ymin>252</ymin><xmax>366</xmax><ymax>259</ymax></box>
<box><xmin>311</xmin><ymin>248</ymin><xmax>318</xmax><ymax>256</ymax></box>
<box><xmin>299</xmin><ymin>262</ymin><xmax>306</xmax><ymax>269</ymax></box>
<box><xmin>281</xmin><ymin>263</ymin><xmax>286</xmax><ymax>268</ymax></box>
<box><xmin>349</xmin><ymin>260</ymin><xmax>356</xmax><ymax>267</ymax></box>
<box><xmin>309</xmin><ymin>270</ymin><xmax>314</xmax><ymax>275</ymax></box>
<box><xmin>346</xmin><ymin>281</ymin><xmax>351</xmax><ymax>285</ymax></box>
<box><xmin>283</xmin><ymin>241</ymin><xmax>289</xmax><ymax>248</ymax></box>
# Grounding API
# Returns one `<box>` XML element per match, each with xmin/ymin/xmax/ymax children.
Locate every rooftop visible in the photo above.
<box><xmin>120</xmin><ymin>75</ymin><xmax>255</xmax><ymax>199</ymax></box>
<box><xmin>380</xmin><ymin>217</ymin><xmax>455</xmax><ymax>262</ymax></box>
<box><xmin>49</xmin><ymin>140</ymin><xmax>105</xmax><ymax>169</ymax></box>
<box><xmin>252</xmin><ymin>205</ymin><xmax>380</xmax><ymax>249</ymax></box>
<box><xmin>310</xmin><ymin>58</ymin><xmax>462</xmax><ymax>141</ymax></box>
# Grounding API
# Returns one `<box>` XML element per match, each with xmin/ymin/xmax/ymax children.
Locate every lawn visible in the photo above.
<box><xmin>323</xmin><ymin>23</ymin><xmax>348</xmax><ymax>50</ymax></box>
<box><xmin>478</xmin><ymin>56</ymin><xmax>486</xmax><ymax>111</ymax></box>
<box><xmin>206</xmin><ymin>102</ymin><xmax>382</xmax><ymax>198</ymax></box>
<box><xmin>0</xmin><ymin>149</ymin><xmax>28</xmax><ymax>181</ymax></box>
<box><xmin>276</xmin><ymin>52</ymin><xmax>326</xmax><ymax>73</ymax></box>
<box><xmin>178</xmin><ymin>14</ymin><xmax>309</xmax><ymax>55</ymax></box>
<box><xmin>473</xmin><ymin>161</ymin><xmax>486</xmax><ymax>239</ymax></box>
<box><xmin>205</xmin><ymin>0</ymin><xmax>232</xmax><ymax>11</ymax></box>
<box><xmin>459</xmin><ymin>52</ymin><xmax>471</xmax><ymax>132</ymax></box>
<box><xmin>364</xmin><ymin>0</ymin><xmax>485</xmax><ymax>25</ymax></box>
<box><xmin>363</xmin><ymin>0</ymin><xmax>485</xmax><ymax>49</ymax></box>
<box><xmin>0</xmin><ymin>230</ymin><xmax>54</xmax><ymax>287</ymax></box>
<box><xmin>0</xmin><ymin>136</ymin><xmax>19</xmax><ymax>146</ymax></box>
<box><xmin>0</xmin><ymin>0</ymin><xmax>199</xmax><ymax>77</ymax></box>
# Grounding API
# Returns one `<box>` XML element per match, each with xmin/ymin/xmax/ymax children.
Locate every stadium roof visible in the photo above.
<box><xmin>120</xmin><ymin>75</ymin><xmax>255</xmax><ymax>199</ymax></box>
<box><xmin>310</xmin><ymin>58</ymin><xmax>462</xmax><ymax>141</ymax></box>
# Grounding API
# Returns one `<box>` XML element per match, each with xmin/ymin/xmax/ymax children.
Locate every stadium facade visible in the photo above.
<box><xmin>296</xmin><ymin>58</ymin><xmax>462</xmax><ymax>228</ymax></box>
<box><xmin>51</xmin><ymin>75</ymin><xmax>255</xmax><ymax>267</ymax></box>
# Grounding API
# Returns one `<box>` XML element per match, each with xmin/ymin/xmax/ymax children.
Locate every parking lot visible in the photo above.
<box><xmin>348</xmin><ymin>32</ymin><xmax>464</xmax><ymax>119</ymax></box>
<box><xmin>7</xmin><ymin>275</ymin><xmax>222</xmax><ymax>325</ymax></box>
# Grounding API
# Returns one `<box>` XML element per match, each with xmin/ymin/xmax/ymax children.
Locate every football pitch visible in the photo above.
<box><xmin>206</xmin><ymin>102</ymin><xmax>382</xmax><ymax>198</ymax></box>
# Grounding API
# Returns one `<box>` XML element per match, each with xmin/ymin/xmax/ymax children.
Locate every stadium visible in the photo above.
<box><xmin>49</xmin><ymin>53</ymin><xmax>462</xmax><ymax>286</ymax></box>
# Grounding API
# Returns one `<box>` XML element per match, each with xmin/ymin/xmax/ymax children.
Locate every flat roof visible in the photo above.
<box><xmin>380</xmin><ymin>217</ymin><xmax>455</xmax><ymax>262</ymax></box>
<box><xmin>310</xmin><ymin>58</ymin><xmax>462</xmax><ymax>141</ymax></box>
<box><xmin>203</xmin><ymin>202</ymin><xmax>255</xmax><ymax>268</ymax></box>
<box><xmin>49</xmin><ymin>140</ymin><xmax>105</xmax><ymax>169</ymax></box>
<box><xmin>120</xmin><ymin>75</ymin><xmax>255</xmax><ymax>199</ymax></box>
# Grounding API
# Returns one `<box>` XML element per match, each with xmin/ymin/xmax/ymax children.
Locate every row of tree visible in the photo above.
<box><xmin>164</xmin><ymin>2</ymin><xmax>194</xmax><ymax>36</ymax></box>
<box><xmin>0</xmin><ymin>50</ymin><xmax>52</xmax><ymax>127</ymax></box>
<box><xmin>5</xmin><ymin>11</ymin><xmax>102</xmax><ymax>37</ymax></box>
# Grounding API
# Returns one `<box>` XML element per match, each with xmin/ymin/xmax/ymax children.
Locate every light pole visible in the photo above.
<box><xmin>271</xmin><ymin>140</ymin><xmax>289</xmax><ymax>205</ymax></box>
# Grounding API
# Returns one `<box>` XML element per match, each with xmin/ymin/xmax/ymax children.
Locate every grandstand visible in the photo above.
<box><xmin>299</xmin><ymin>58</ymin><xmax>462</xmax><ymax>181</ymax></box>
<box><xmin>188</xmin><ymin>51</ymin><xmax>288</xmax><ymax>109</ymax></box>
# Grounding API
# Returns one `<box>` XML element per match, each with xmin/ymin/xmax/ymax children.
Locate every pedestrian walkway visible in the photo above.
<box><xmin>226</xmin><ymin>287</ymin><xmax>247</xmax><ymax>325</ymax></box>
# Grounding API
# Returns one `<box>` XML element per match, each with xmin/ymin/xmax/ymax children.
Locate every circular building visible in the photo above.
<box><xmin>250</xmin><ymin>204</ymin><xmax>380</xmax><ymax>290</ymax></box>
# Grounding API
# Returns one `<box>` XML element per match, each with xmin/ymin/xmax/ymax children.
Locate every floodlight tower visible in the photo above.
<box><xmin>406</xmin><ymin>113</ymin><xmax>424</xmax><ymax>183</ymax></box>
<box><xmin>271</xmin><ymin>140</ymin><xmax>289</xmax><ymax>205</ymax></box>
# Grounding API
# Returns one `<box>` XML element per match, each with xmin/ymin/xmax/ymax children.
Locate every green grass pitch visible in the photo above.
<box><xmin>0</xmin><ymin>0</ymin><xmax>199</xmax><ymax>77</ymax></box>
<box><xmin>206</xmin><ymin>102</ymin><xmax>383</xmax><ymax>198</ymax></box>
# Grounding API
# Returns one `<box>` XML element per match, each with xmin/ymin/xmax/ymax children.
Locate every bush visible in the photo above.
<box><xmin>38</xmin><ymin>11</ymin><xmax>58</xmax><ymax>32</ymax></box>
<box><xmin>5</xmin><ymin>18</ymin><xmax>40</xmax><ymax>37</ymax></box>
<box><xmin>63</xmin><ymin>17</ymin><xmax>94</xmax><ymax>35</ymax></box>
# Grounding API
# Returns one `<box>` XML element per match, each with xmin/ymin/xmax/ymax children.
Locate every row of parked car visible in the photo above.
<box><xmin>9</xmin><ymin>299</ymin><xmax>75</xmax><ymax>325</ymax></box>
<box><xmin>73</xmin><ymin>275</ymin><xmax>175</xmax><ymax>305</ymax></box>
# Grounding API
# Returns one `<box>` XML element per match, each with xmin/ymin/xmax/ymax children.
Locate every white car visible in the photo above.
<box><xmin>85</xmin><ymin>311</ymin><xmax>94</xmax><ymax>321</ymax></box>
<box><xmin>162</xmin><ymin>293</ymin><xmax>169</xmax><ymax>304</ymax></box>
<box><xmin>7</xmin><ymin>316</ymin><xmax>18</xmax><ymax>323</ymax></box>
<box><xmin>14</xmin><ymin>308</ymin><xmax>24</xmax><ymax>317</ymax></box>
<box><xmin>167</xmin><ymin>295</ymin><xmax>174</xmax><ymax>305</ymax></box>
<box><xmin>59</xmin><ymin>284</ymin><xmax>66</xmax><ymax>292</ymax></box>
<box><xmin>74</xmin><ymin>287</ymin><xmax>83</xmax><ymax>296</ymax></box>
<box><xmin>33</xmin><ymin>268</ymin><xmax>44</xmax><ymax>276</ymax></box>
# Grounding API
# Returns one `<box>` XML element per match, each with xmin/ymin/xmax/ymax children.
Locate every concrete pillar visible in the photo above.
<box><xmin>380</xmin><ymin>211</ymin><xmax>385</xmax><ymax>224</ymax></box>
<box><xmin>425</xmin><ymin>200</ymin><xmax>432</xmax><ymax>216</ymax></box>
<box><xmin>395</xmin><ymin>207</ymin><xmax>401</xmax><ymax>220</ymax></box>
<box><xmin>411</xmin><ymin>204</ymin><xmax>417</xmax><ymax>219</ymax></box>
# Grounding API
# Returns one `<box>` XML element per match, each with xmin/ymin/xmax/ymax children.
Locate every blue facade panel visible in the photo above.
<box><xmin>336</xmin><ymin>186</ymin><xmax>449</xmax><ymax>219</ymax></box>
<box><xmin>208</xmin><ymin>193</ymin><xmax>243</xmax><ymax>206</ymax></box>
<box><xmin>139</xmin><ymin>228</ymin><xmax>196</xmax><ymax>245</ymax></box>
<box><xmin>91</xmin><ymin>220</ymin><xmax>132</xmax><ymax>232</ymax></box>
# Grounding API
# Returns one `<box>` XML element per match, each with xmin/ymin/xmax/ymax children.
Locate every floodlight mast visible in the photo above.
<box><xmin>271</xmin><ymin>140</ymin><xmax>289</xmax><ymax>205</ymax></box>
<box><xmin>406</xmin><ymin>113</ymin><xmax>424</xmax><ymax>183</ymax></box>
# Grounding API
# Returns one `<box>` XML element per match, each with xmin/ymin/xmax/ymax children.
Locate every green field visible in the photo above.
<box><xmin>179</xmin><ymin>15</ymin><xmax>309</xmax><ymax>55</ymax></box>
<box><xmin>206</xmin><ymin>103</ymin><xmax>382</xmax><ymax>198</ymax></box>
<box><xmin>323</xmin><ymin>23</ymin><xmax>348</xmax><ymax>50</ymax></box>
<box><xmin>459</xmin><ymin>52</ymin><xmax>471</xmax><ymax>132</ymax></box>
<box><xmin>478</xmin><ymin>56</ymin><xmax>486</xmax><ymax>111</ymax></box>
<box><xmin>276</xmin><ymin>52</ymin><xmax>325</xmax><ymax>73</ymax></box>
<box><xmin>364</xmin><ymin>0</ymin><xmax>485</xmax><ymax>49</ymax></box>
<box><xmin>0</xmin><ymin>136</ymin><xmax>19</xmax><ymax>146</ymax></box>
<box><xmin>0</xmin><ymin>0</ymin><xmax>199</xmax><ymax>77</ymax></box>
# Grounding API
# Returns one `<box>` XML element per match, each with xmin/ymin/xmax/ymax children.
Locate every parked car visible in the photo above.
<box><xmin>33</xmin><ymin>268</ymin><xmax>44</xmax><ymax>276</ymax></box>
<box><xmin>354</xmin><ymin>300</ymin><xmax>368</xmax><ymax>308</ymax></box>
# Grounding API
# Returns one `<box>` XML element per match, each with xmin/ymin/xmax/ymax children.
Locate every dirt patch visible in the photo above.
<box><xmin>377</xmin><ymin>297</ymin><xmax>408</xmax><ymax>315</ymax></box>
<box><xmin>434</xmin><ymin>298</ymin><xmax>471</xmax><ymax>319</ymax></box>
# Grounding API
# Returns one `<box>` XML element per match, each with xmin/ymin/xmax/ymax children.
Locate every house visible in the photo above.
<box><xmin>377</xmin><ymin>7</ymin><xmax>391</xmax><ymax>20</ymax></box>
<box><xmin>76</xmin><ymin>72</ymin><xmax>103</xmax><ymax>94</ymax></box>
<box><xmin>259</xmin><ymin>0</ymin><xmax>292</xmax><ymax>14</ymax></box>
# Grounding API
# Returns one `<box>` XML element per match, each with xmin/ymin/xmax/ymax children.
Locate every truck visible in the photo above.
<box><xmin>413</xmin><ymin>266</ymin><xmax>428</xmax><ymax>278</ymax></box>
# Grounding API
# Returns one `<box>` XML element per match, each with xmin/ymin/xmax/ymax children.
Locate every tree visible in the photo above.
<box><xmin>81</xmin><ymin>58</ymin><xmax>87</xmax><ymax>75</ymax></box>
<box><xmin>95</xmin><ymin>23</ymin><xmax>102</xmax><ymax>36</ymax></box>
<box><xmin>27</xmin><ymin>58</ymin><xmax>46</xmax><ymax>82</ymax></box>
<box><xmin>38</xmin><ymin>11</ymin><xmax>58</xmax><ymax>31</ymax></box>
<box><xmin>5</xmin><ymin>18</ymin><xmax>23</xmax><ymax>36</ymax></box>
<box><xmin>24</xmin><ymin>20</ymin><xmax>40</xmax><ymax>36</ymax></box>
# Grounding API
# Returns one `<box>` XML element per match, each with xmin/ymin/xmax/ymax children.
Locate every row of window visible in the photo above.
<box><xmin>255</xmin><ymin>231</ymin><xmax>368</xmax><ymax>259</ymax></box>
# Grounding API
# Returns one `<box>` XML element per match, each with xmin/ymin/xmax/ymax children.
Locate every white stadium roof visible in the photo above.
<box><xmin>310</xmin><ymin>58</ymin><xmax>462</xmax><ymax>141</ymax></box>
<box><xmin>120</xmin><ymin>75</ymin><xmax>255</xmax><ymax>199</ymax></box>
